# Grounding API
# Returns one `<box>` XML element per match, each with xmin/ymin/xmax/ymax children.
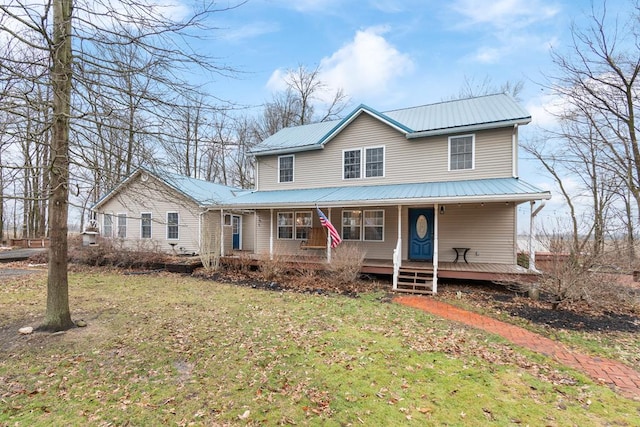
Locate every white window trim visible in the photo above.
<box><xmin>448</xmin><ymin>134</ymin><xmax>475</xmax><ymax>171</ymax></box>
<box><xmin>364</xmin><ymin>145</ymin><xmax>385</xmax><ymax>178</ymax></box>
<box><xmin>342</xmin><ymin>148</ymin><xmax>362</xmax><ymax>180</ymax></box>
<box><xmin>341</xmin><ymin>210</ymin><xmax>362</xmax><ymax>241</ymax></box>
<box><xmin>343</xmin><ymin>146</ymin><xmax>386</xmax><ymax>180</ymax></box>
<box><xmin>116</xmin><ymin>213</ymin><xmax>127</xmax><ymax>239</ymax></box>
<box><xmin>295</xmin><ymin>211</ymin><xmax>313</xmax><ymax>240</ymax></box>
<box><xmin>341</xmin><ymin>209</ymin><xmax>385</xmax><ymax>241</ymax></box>
<box><xmin>276</xmin><ymin>211</ymin><xmax>314</xmax><ymax>240</ymax></box>
<box><xmin>277</xmin><ymin>211</ymin><xmax>294</xmax><ymax>240</ymax></box>
<box><xmin>166</xmin><ymin>211</ymin><xmax>179</xmax><ymax>240</ymax></box>
<box><xmin>140</xmin><ymin>212</ymin><xmax>152</xmax><ymax>239</ymax></box>
<box><xmin>278</xmin><ymin>154</ymin><xmax>295</xmax><ymax>183</ymax></box>
<box><xmin>363</xmin><ymin>209</ymin><xmax>385</xmax><ymax>242</ymax></box>
<box><xmin>103</xmin><ymin>213</ymin><xmax>113</xmax><ymax>238</ymax></box>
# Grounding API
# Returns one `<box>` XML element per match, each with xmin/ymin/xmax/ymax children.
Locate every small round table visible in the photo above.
<box><xmin>453</xmin><ymin>247</ymin><xmax>470</xmax><ymax>263</ymax></box>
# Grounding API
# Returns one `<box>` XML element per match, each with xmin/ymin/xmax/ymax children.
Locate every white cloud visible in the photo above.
<box><xmin>451</xmin><ymin>0</ymin><xmax>560</xmax><ymax>29</ymax></box>
<box><xmin>319</xmin><ymin>26</ymin><xmax>414</xmax><ymax>99</ymax></box>
<box><xmin>220</xmin><ymin>21</ymin><xmax>279</xmax><ymax>42</ymax></box>
<box><xmin>266</xmin><ymin>26</ymin><xmax>414</xmax><ymax>102</ymax></box>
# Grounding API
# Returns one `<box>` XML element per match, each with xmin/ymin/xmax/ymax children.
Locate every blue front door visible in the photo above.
<box><xmin>232</xmin><ymin>215</ymin><xmax>241</xmax><ymax>250</ymax></box>
<box><xmin>409</xmin><ymin>208</ymin><xmax>434</xmax><ymax>261</ymax></box>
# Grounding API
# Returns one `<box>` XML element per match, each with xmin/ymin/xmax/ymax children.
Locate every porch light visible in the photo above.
<box><xmin>439</xmin><ymin>205</ymin><xmax>445</xmax><ymax>215</ymax></box>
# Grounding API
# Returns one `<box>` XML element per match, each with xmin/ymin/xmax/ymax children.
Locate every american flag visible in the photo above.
<box><xmin>316</xmin><ymin>207</ymin><xmax>342</xmax><ymax>248</ymax></box>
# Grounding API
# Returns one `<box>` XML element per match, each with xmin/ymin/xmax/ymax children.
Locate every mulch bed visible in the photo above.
<box><xmin>436</xmin><ymin>281</ymin><xmax>639</xmax><ymax>333</ymax></box>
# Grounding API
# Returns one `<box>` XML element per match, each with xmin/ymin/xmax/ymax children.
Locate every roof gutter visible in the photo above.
<box><xmin>221</xmin><ymin>192</ymin><xmax>551</xmax><ymax>210</ymax></box>
<box><xmin>406</xmin><ymin>118</ymin><xmax>531</xmax><ymax>139</ymax></box>
<box><xmin>251</xmin><ymin>144</ymin><xmax>324</xmax><ymax>157</ymax></box>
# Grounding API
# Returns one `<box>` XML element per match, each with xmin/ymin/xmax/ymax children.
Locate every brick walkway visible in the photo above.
<box><xmin>395</xmin><ymin>295</ymin><xmax>640</xmax><ymax>401</ymax></box>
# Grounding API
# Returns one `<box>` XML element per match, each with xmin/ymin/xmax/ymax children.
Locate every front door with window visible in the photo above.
<box><xmin>408</xmin><ymin>208</ymin><xmax>434</xmax><ymax>261</ymax></box>
<box><xmin>232</xmin><ymin>215</ymin><xmax>241</xmax><ymax>250</ymax></box>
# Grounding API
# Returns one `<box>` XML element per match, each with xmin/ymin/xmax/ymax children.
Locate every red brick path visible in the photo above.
<box><xmin>395</xmin><ymin>295</ymin><xmax>640</xmax><ymax>401</ymax></box>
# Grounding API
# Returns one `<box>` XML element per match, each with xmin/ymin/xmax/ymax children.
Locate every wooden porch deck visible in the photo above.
<box><xmin>362</xmin><ymin>259</ymin><xmax>536</xmax><ymax>283</ymax></box>
<box><xmin>223</xmin><ymin>253</ymin><xmax>537</xmax><ymax>283</ymax></box>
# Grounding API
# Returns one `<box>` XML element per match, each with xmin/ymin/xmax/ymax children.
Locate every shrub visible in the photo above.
<box><xmin>329</xmin><ymin>243</ymin><xmax>365</xmax><ymax>285</ymax></box>
<box><xmin>257</xmin><ymin>250</ymin><xmax>291</xmax><ymax>281</ymax></box>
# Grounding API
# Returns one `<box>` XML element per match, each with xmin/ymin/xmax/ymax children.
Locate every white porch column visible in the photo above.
<box><xmin>392</xmin><ymin>205</ymin><xmax>402</xmax><ymax>291</ymax></box>
<box><xmin>220</xmin><ymin>209</ymin><xmax>225</xmax><ymax>257</ymax></box>
<box><xmin>269</xmin><ymin>209</ymin><xmax>274</xmax><ymax>260</ymax></box>
<box><xmin>529</xmin><ymin>200</ymin><xmax>545</xmax><ymax>272</ymax></box>
<box><xmin>433</xmin><ymin>203</ymin><xmax>439</xmax><ymax>294</ymax></box>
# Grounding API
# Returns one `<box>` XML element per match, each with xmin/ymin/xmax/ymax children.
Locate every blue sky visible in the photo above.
<box><xmin>192</xmin><ymin>0</ymin><xmax>631</xmax><ymax>230</ymax></box>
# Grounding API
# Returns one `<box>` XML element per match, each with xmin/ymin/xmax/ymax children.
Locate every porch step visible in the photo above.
<box><xmin>395</xmin><ymin>268</ymin><xmax>434</xmax><ymax>294</ymax></box>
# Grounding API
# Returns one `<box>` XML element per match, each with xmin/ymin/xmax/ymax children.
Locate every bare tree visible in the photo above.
<box><xmin>545</xmin><ymin>2</ymin><xmax>640</xmax><ymax>223</ymax></box>
<box><xmin>455</xmin><ymin>75</ymin><xmax>525</xmax><ymax>101</ymax></box>
<box><xmin>1</xmin><ymin>0</ymin><xmax>242</xmax><ymax>331</ymax></box>
<box><xmin>253</xmin><ymin>64</ymin><xmax>350</xmax><ymax>141</ymax></box>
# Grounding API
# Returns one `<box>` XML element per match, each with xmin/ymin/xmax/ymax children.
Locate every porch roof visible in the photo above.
<box><xmin>222</xmin><ymin>177</ymin><xmax>550</xmax><ymax>209</ymax></box>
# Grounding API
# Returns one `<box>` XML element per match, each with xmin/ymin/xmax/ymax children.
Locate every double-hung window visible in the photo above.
<box><xmin>449</xmin><ymin>135</ymin><xmax>474</xmax><ymax>170</ymax></box>
<box><xmin>103</xmin><ymin>214</ymin><xmax>113</xmax><ymax>238</ymax></box>
<box><xmin>341</xmin><ymin>210</ymin><xmax>362</xmax><ymax>240</ymax></box>
<box><xmin>277</xmin><ymin>212</ymin><xmax>294</xmax><ymax>239</ymax></box>
<box><xmin>342</xmin><ymin>209</ymin><xmax>385</xmax><ymax>241</ymax></box>
<box><xmin>117</xmin><ymin>213</ymin><xmax>127</xmax><ymax>238</ymax></box>
<box><xmin>364</xmin><ymin>210</ymin><xmax>384</xmax><ymax>241</ymax></box>
<box><xmin>344</xmin><ymin>146</ymin><xmax>384</xmax><ymax>179</ymax></box>
<box><xmin>295</xmin><ymin>212</ymin><xmax>312</xmax><ymax>240</ymax></box>
<box><xmin>365</xmin><ymin>147</ymin><xmax>384</xmax><ymax>177</ymax></box>
<box><xmin>141</xmin><ymin>213</ymin><xmax>152</xmax><ymax>239</ymax></box>
<box><xmin>343</xmin><ymin>150</ymin><xmax>361</xmax><ymax>179</ymax></box>
<box><xmin>277</xmin><ymin>211</ymin><xmax>313</xmax><ymax>240</ymax></box>
<box><xmin>278</xmin><ymin>155</ymin><xmax>294</xmax><ymax>183</ymax></box>
<box><xmin>167</xmin><ymin>212</ymin><xmax>179</xmax><ymax>239</ymax></box>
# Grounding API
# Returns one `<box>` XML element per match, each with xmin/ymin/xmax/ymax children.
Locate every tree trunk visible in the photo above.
<box><xmin>42</xmin><ymin>0</ymin><xmax>74</xmax><ymax>332</ymax></box>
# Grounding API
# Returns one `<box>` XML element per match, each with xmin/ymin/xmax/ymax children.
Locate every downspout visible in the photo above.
<box><xmin>220</xmin><ymin>208</ymin><xmax>225</xmax><ymax>257</ymax></box>
<box><xmin>529</xmin><ymin>200</ymin><xmax>546</xmax><ymax>271</ymax></box>
<box><xmin>433</xmin><ymin>203</ymin><xmax>439</xmax><ymax>294</ymax></box>
<box><xmin>512</xmin><ymin>124</ymin><xmax>519</xmax><ymax>178</ymax></box>
<box><xmin>269</xmin><ymin>209</ymin><xmax>274</xmax><ymax>260</ymax></box>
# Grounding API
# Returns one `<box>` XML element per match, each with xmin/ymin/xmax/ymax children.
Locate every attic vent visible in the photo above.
<box><xmin>141</xmin><ymin>172</ymin><xmax>149</xmax><ymax>182</ymax></box>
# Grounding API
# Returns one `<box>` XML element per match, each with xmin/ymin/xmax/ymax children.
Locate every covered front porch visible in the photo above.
<box><xmin>221</xmin><ymin>178</ymin><xmax>551</xmax><ymax>294</ymax></box>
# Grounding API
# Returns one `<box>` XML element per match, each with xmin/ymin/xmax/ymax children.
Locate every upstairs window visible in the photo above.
<box><xmin>365</xmin><ymin>147</ymin><xmax>384</xmax><ymax>177</ymax></box>
<box><xmin>141</xmin><ymin>213</ymin><xmax>152</xmax><ymax>239</ymax></box>
<box><xmin>167</xmin><ymin>212</ymin><xmax>179</xmax><ymax>239</ymax></box>
<box><xmin>449</xmin><ymin>135</ymin><xmax>474</xmax><ymax>170</ymax></box>
<box><xmin>278</xmin><ymin>155</ymin><xmax>294</xmax><ymax>183</ymax></box>
<box><xmin>343</xmin><ymin>150</ymin><xmax>361</xmax><ymax>179</ymax></box>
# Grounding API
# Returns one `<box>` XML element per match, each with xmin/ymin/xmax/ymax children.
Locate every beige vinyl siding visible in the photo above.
<box><xmin>256</xmin><ymin>114</ymin><xmax>515</xmax><ymax>190</ymax></box>
<box><xmin>97</xmin><ymin>175</ymin><xmax>204</xmax><ymax>254</ymax></box>
<box><xmin>435</xmin><ymin>203</ymin><xmax>516</xmax><ymax>264</ymax></box>
<box><xmin>242</xmin><ymin>212</ymin><xmax>256</xmax><ymax>252</ymax></box>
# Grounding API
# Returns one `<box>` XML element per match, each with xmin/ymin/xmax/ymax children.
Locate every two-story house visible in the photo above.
<box><xmin>93</xmin><ymin>93</ymin><xmax>551</xmax><ymax>293</ymax></box>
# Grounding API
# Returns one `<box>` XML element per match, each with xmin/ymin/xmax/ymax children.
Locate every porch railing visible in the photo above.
<box><xmin>392</xmin><ymin>239</ymin><xmax>401</xmax><ymax>290</ymax></box>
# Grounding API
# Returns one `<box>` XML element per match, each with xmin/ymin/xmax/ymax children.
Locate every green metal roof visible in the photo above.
<box><xmin>92</xmin><ymin>168</ymin><xmax>244</xmax><ymax>210</ymax></box>
<box><xmin>251</xmin><ymin>94</ymin><xmax>531</xmax><ymax>156</ymax></box>
<box><xmin>224</xmin><ymin>178</ymin><xmax>550</xmax><ymax>209</ymax></box>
